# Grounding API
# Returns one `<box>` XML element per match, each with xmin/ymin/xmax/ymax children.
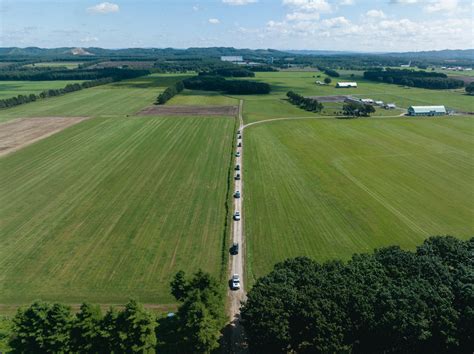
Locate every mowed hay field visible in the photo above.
<box><xmin>244</xmin><ymin>117</ymin><xmax>474</xmax><ymax>283</ymax></box>
<box><xmin>0</xmin><ymin>76</ymin><xmax>235</xmax><ymax>304</ymax></box>
<box><xmin>0</xmin><ymin>80</ymin><xmax>85</xmax><ymax>99</ymax></box>
<box><xmin>238</xmin><ymin>71</ymin><xmax>473</xmax><ymax>124</ymax></box>
<box><xmin>0</xmin><ymin>74</ymin><xmax>189</xmax><ymax>123</ymax></box>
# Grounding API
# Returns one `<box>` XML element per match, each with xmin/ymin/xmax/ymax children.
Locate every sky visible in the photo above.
<box><xmin>0</xmin><ymin>0</ymin><xmax>473</xmax><ymax>52</ymax></box>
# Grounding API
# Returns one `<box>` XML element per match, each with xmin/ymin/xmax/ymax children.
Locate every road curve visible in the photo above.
<box><xmin>227</xmin><ymin>99</ymin><xmax>247</xmax><ymax>352</ymax></box>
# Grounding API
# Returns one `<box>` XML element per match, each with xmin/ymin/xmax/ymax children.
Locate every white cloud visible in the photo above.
<box><xmin>286</xmin><ymin>11</ymin><xmax>320</xmax><ymax>21</ymax></box>
<box><xmin>192</xmin><ymin>5</ymin><xmax>199</xmax><ymax>11</ymax></box>
<box><xmin>87</xmin><ymin>2</ymin><xmax>119</xmax><ymax>14</ymax></box>
<box><xmin>208</xmin><ymin>18</ymin><xmax>220</xmax><ymax>24</ymax></box>
<box><xmin>390</xmin><ymin>0</ymin><xmax>419</xmax><ymax>3</ymax></box>
<box><xmin>340</xmin><ymin>0</ymin><xmax>354</xmax><ymax>5</ymax></box>
<box><xmin>322</xmin><ymin>16</ymin><xmax>350</xmax><ymax>27</ymax></box>
<box><xmin>222</xmin><ymin>0</ymin><xmax>257</xmax><ymax>4</ymax></box>
<box><xmin>424</xmin><ymin>0</ymin><xmax>458</xmax><ymax>12</ymax></box>
<box><xmin>366</xmin><ymin>9</ymin><xmax>386</xmax><ymax>18</ymax></box>
<box><xmin>283</xmin><ymin>0</ymin><xmax>331</xmax><ymax>12</ymax></box>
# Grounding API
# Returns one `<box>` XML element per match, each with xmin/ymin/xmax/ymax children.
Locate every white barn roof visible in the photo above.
<box><xmin>409</xmin><ymin>106</ymin><xmax>446</xmax><ymax>114</ymax></box>
<box><xmin>337</xmin><ymin>82</ymin><xmax>357</xmax><ymax>87</ymax></box>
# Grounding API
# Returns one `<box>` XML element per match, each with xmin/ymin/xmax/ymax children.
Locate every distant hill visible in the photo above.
<box><xmin>383</xmin><ymin>49</ymin><xmax>474</xmax><ymax>61</ymax></box>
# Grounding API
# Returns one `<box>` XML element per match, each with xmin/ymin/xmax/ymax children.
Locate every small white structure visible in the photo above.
<box><xmin>375</xmin><ymin>100</ymin><xmax>384</xmax><ymax>106</ymax></box>
<box><xmin>385</xmin><ymin>103</ymin><xmax>396</xmax><ymax>109</ymax></box>
<box><xmin>336</xmin><ymin>82</ymin><xmax>358</xmax><ymax>88</ymax></box>
<box><xmin>220</xmin><ymin>56</ymin><xmax>243</xmax><ymax>63</ymax></box>
<box><xmin>361</xmin><ymin>98</ymin><xmax>374</xmax><ymax>104</ymax></box>
<box><xmin>408</xmin><ymin>106</ymin><xmax>446</xmax><ymax>116</ymax></box>
<box><xmin>315</xmin><ymin>80</ymin><xmax>326</xmax><ymax>85</ymax></box>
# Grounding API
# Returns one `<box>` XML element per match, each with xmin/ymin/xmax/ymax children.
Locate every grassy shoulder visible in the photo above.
<box><xmin>244</xmin><ymin>116</ymin><xmax>474</xmax><ymax>284</ymax></box>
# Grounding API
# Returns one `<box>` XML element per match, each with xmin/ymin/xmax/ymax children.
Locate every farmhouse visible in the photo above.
<box><xmin>408</xmin><ymin>106</ymin><xmax>446</xmax><ymax>116</ymax></box>
<box><xmin>336</xmin><ymin>82</ymin><xmax>358</xmax><ymax>88</ymax></box>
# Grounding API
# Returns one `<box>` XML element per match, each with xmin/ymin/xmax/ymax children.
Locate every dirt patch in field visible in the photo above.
<box><xmin>306</xmin><ymin>95</ymin><xmax>350</xmax><ymax>102</ymax></box>
<box><xmin>0</xmin><ymin>117</ymin><xmax>89</xmax><ymax>157</ymax></box>
<box><xmin>138</xmin><ymin>105</ymin><xmax>239</xmax><ymax>117</ymax></box>
<box><xmin>449</xmin><ymin>75</ymin><xmax>474</xmax><ymax>84</ymax></box>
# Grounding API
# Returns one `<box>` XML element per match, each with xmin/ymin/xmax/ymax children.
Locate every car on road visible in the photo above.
<box><xmin>238</xmin><ymin>135</ymin><xmax>242</xmax><ymax>139</ymax></box>
<box><xmin>230</xmin><ymin>242</ymin><xmax>239</xmax><ymax>255</ymax></box>
<box><xmin>237</xmin><ymin>130</ymin><xmax>241</xmax><ymax>134</ymax></box>
<box><xmin>235</xmin><ymin>164</ymin><xmax>240</xmax><ymax>171</ymax></box>
<box><xmin>235</xmin><ymin>151</ymin><xmax>240</xmax><ymax>157</ymax></box>
<box><xmin>234</xmin><ymin>190</ymin><xmax>241</xmax><ymax>198</ymax></box>
<box><xmin>231</xmin><ymin>274</ymin><xmax>240</xmax><ymax>290</ymax></box>
<box><xmin>234</xmin><ymin>211</ymin><xmax>241</xmax><ymax>221</ymax></box>
<box><xmin>238</xmin><ymin>142</ymin><xmax>242</xmax><ymax>147</ymax></box>
<box><xmin>235</xmin><ymin>173</ymin><xmax>241</xmax><ymax>180</ymax></box>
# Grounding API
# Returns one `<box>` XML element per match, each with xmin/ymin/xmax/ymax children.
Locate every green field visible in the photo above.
<box><xmin>244</xmin><ymin>117</ymin><xmax>474</xmax><ymax>283</ymax></box>
<box><xmin>24</xmin><ymin>62</ymin><xmax>83</xmax><ymax>69</ymax></box>
<box><xmin>167</xmin><ymin>89</ymin><xmax>237</xmax><ymax>106</ymax></box>
<box><xmin>234</xmin><ymin>72</ymin><xmax>473</xmax><ymax>124</ymax></box>
<box><xmin>0</xmin><ymin>115</ymin><xmax>234</xmax><ymax>304</ymax></box>
<box><xmin>0</xmin><ymin>80</ymin><xmax>85</xmax><ymax>100</ymax></box>
<box><xmin>0</xmin><ymin>74</ymin><xmax>189</xmax><ymax>123</ymax></box>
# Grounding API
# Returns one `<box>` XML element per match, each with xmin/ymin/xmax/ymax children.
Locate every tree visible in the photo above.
<box><xmin>466</xmin><ymin>82</ymin><xmax>474</xmax><ymax>95</ymax></box>
<box><xmin>9</xmin><ymin>301</ymin><xmax>73</xmax><ymax>353</ymax></box>
<box><xmin>70</xmin><ymin>303</ymin><xmax>103</xmax><ymax>353</ymax></box>
<box><xmin>115</xmin><ymin>300</ymin><xmax>157</xmax><ymax>353</ymax></box>
<box><xmin>241</xmin><ymin>236</ymin><xmax>473</xmax><ymax>354</ymax></box>
<box><xmin>170</xmin><ymin>270</ymin><xmax>225</xmax><ymax>353</ymax></box>
<box><xmin>324</xmin><ymin>77</ymin><xmax>332</xmax><ymax>84</ymax></box>
<box><xmin>343</xmin><ymin>102</ymin><xmax>375</xmax><ymax>117</ymax></box>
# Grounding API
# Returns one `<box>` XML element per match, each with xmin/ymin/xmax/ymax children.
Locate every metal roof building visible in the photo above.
<box><xmin>336</xmin><ymin>82</ymin><xmax>358</xmax><ymax>88</ymax></box>
<box><xmin>408</xmin><ymin>106</ymin><xmax>446</xmax><ymax>116</ymax></box>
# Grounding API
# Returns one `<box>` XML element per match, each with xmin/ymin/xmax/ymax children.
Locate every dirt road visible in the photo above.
<box><xmin>227</xmin><ymin>99</ymin><xmax>247</xmax><ymax>352</ymax></box>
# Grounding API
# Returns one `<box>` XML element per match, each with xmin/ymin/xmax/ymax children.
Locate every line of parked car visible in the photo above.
<box><xmin>231</xmin><ymin>129</ymin><xmax>242</xmax><ymax>291</ymax></box>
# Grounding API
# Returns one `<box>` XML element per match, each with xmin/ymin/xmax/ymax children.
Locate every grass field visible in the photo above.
<box><xmin>0</xmin><ymin>74</ymin><xmax>190</xmax><ymax>123</ymax></box>
<box><xmin>244</xmin><ymin>117</ymin><xmax>474</xmax><ymax>283</ymax></box>
<box><xmin>234</xmin><ymin>72</ymin><xmax>473</xmax><ymax>124</ymax></box>
<box><xmin>0</xmin><ymin>80</ymin><xmax>85</xmax><ymax>99</ymax></box>
<box><xmin>24</xmin><ymin>62</ymin><xmax>83</xmax><ymax>69</ymax></box>
<box><xmin>0</xmin><ymin>115</ymin><xmax>234</xmax><ymax>304</ymax></box>
<box><xmin>167</xmin><ymin>89</ymin><xmax>238</xmax><ymax>106</ymax></box>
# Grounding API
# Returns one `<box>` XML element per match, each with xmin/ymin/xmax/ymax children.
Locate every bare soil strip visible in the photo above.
<box><xmin>0</xmin><ymin>117</ymin><xmax>89</xmax><ymax>157</ymax></box>
<box><xmin>306</xmin><ymin>95</ymin><xmax>351</xmax><ymax>102</ymax></box>
<box><xmin>138</xmin><ymin>105</ymin><xmax>239</xmax><ymax>116</ymax></box>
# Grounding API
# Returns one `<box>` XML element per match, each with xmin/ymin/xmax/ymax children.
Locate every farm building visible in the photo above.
<box><xmin>336</xmin><ymin>82</ymin><xmax>358</xmax><ymax>88</ymax></box>
<box><xmin>221</xmin><ymin>56</ymin><xmax>243</xmax><ymax>63</ymax></box>
<box><xmin>408</xmin><ymin>106</ymin><xmax>446</xmax><ymax>116</ymax></box>
<box><xmin>385</xmin><ymin>103</ymin><xmax>396</xmax><ymax>109</ymax></box>
<box><xmin>361</xmin><ymin>98</ymin><xmax>374</xmax><ymax>104</ymax></box>
<box><xmin>375</xmin><ymin>100</ymin><xmax>384</xmax><ymax>106</ymax></box>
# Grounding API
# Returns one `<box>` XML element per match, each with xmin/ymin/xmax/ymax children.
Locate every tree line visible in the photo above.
<box><xmin>364</xmin><ymin>69</ymin><xmax>465</xmax><ymax>89</ymax></box>
<box><xmin>286</xmin><ymin>91</ymin><xmax>323</xmax><ymax>112</ymax></box>
<box><xmin>0</xmin><ymin>67</ymin><xmax>150</xmax><ymax>81</ymax></box>
<box><xmin>0</xmin><ymin>78</ymin><xmax>113</xmax><ymax>109</ymax></box>
<box><xmin>155</xmin><ymin>81</ymin><xmax>184</xmax><ymax>105</ymax></box>
<box><xmin>183</xmin><ymin>75</ymin><xmax>271</xmax><ymax>94</ymax></box>
<box><xmin>6</xmin><ymin>270</ymin><xmax>224</xmax><ymax>353</ymax></box>
<box><xmin>317</xmin><ymin>66</ymin><xmax>340</xmax><ymax>77</ymax></box>
<box><xmin>200</xmin><ymin>68</ymin><xmax>255</xmax><ymax>78</ymax></box>
<box><xmin>241</xmin><ymin>236</ymin><xmax>473</xmax><ymax>353</ymax></box>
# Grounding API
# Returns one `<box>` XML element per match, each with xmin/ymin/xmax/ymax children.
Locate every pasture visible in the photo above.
<box><xmin>0</xmin><ymin>80</ymin><xmax>85</xmax><ymax>99</ymax></box>
<box><xmin>0</xmin><ymin>74</ymin><xmax>189</xmax><ymax>123</ymax></box>
<box><xmin>244</xmin><ymin>117</ymin><xmax>474</xmax><ymax>283</ymax></box>
<box><xmin>236</xmin><ymin>71</ymin><xmax>473</xmax><ymax>123</ymax></box>
<box><xmin>0</xmin><ymin>115</ymin><xmax>234</xmax><ymax>304</ymax></box>
<box><xmin>23</xmin><ymin>62</ymin><xmax>83</xmax><ymax>69</ymax></box>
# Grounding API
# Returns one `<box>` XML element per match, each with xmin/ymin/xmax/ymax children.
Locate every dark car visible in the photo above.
<box><xmin>235</xmin><ymin>164</ymin><xmax>240</xmax><ymax>171</ymax></box>
<box><xmin>234</xmin><ymin>190</ymin><xmax>241</xmax><ymax>198</ymax></box>
<box><xmin>235</xmin><ymin>173</ymin><xmax>241</xmax><ymax>180</ymax></box>
<box><xmin>238</xmin><ymin>142</ymin><xmax>242</xmax><ymax>147</ymax></box>
<box><xmin>230</xmin><ymin>242</ymin><xmax>239</xmax><ymax>255</ymax></box>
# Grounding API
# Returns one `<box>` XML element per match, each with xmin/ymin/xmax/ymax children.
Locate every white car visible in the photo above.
<box><xmin>234</xmin><ymin>211</ymin><xmax>241</xmax><ymax>221</ymax></box>
<box><xmin>235</xmin><ymin>151</ymin><xmax>241</xmax><ymax>157</ymax></box>
<box><xmin>231</xmin><ymin>274</ymin><xmax>241</xmax><ymax>290</ymax></box>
